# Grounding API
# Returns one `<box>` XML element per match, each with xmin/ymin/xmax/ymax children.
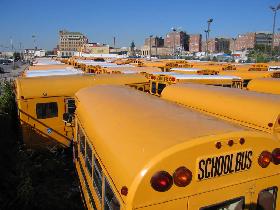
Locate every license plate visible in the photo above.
<box><xmin>197</xmin><ymin>150</ymin><xmax>253</xmax><ymax>181</ymax></box>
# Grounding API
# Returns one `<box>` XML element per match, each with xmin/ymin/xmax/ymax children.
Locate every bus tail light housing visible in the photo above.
<box><xmin>150</xmin><ymin>171</ymin><xmax>173</xmax><ymax>192</ymax></box>
<box><xmin>258</xmin><ymin>151</ymin><xmax>272</xmax><ymax>168</ymax></box>
<box><xmin>173</xmin><ymin>167</ymin><xmax>192</xmax><ymax>187</ymax></box>
<box><xmin>272</xmin><ymin>148</ymin><xmax>280</xmax><ymax>165</ymax></box>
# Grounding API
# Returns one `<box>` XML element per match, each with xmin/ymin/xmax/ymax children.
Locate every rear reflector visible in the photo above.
<box><xmin>258</xmin><ymin>151</ymin><xmax>272</xmax><ymax>168</ymax></box>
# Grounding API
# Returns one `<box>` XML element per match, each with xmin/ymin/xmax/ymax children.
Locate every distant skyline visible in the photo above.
<box><xmin>1</xmin><ymin>0</ymin><xmax>280</xmax><ymax>51</ymax></box>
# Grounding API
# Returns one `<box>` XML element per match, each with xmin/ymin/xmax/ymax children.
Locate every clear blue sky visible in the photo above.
<box><xmin>0</xmin><ymin>0</ymin><xmax>279</xmax><ymax>50</ymax></box>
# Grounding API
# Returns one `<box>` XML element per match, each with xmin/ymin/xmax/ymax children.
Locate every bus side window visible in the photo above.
<box><xmin>36</xmin><ymin>102</ymin><xmax>58</xmax><ymax>119</ymax></box>
<box><xmin>85</xmin><ymin>140</ymin><xmax>92</xmax><ymax>177</ymax></box>
<box><xmin>93</xmin><ymin>157</ymin><xmax>102</xmax><ymax>201</ymax></box>
<box><xmin>104</xmin><ymin>178</ymin><xmax>120</xmax><ymax>210</ymax></box>
<box><xmin>79</xmin><ymin>127</ymin><xmax>85</xmax><ymax>158</ymax></box>
<box><xmin>66</xmin><ymin>98</ymin><xmax>76</xmax><ymax>114</ymax></box>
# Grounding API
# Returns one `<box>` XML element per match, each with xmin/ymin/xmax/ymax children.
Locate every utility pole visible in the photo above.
<box><xmin>155</xmin><ymin>36</ymin><xmax>158</xmax><ymax>58</ymax></box>
<box><xmin>149</xmin><ymin>35</ymin><xmax>153</xmax><ymax>61</ymax></box>
<box><xmin>270</xmin><ymin>4</ymin><xmax>280</xmax><ymax>58</ymax></box>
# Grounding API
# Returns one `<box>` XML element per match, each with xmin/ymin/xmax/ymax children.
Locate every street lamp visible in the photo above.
<box><xmin>206</xmin><ymin>18</ymin><xmax>213</xmax><ymax>56</ymax></box>
<box><xmin>270</xmin><ymin>4</ymin><xmax>280</xmax><ymax>57</ymax></box>
<box><xmin>278</xmin><ymin>28</ymin><xmax>280</xmax><ymax>56</ymax></box>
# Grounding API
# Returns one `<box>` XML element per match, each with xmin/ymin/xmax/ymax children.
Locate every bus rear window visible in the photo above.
<box><xmin>104</xmin><ymin>178</ymin><xmax>120</xmax><ymax>210</ymax></box>
<box><xmin>257</xmin><ymin>187</ymin><xmax>277</xmax><ymax>210</ymax></box>
<box><xmin>151</xmin><ymin>82</ymin><xmax>156</xmax><ymax>94</ymax></box>
<box><xmin>66</xmin><ymin>98</ymin><xmax>76</xmax><ymax>114</ymax></box>
<box><xmin>36</xmin><ymin>102</ymin><xmax>58</xmax><ymax>119</ymax></box>
<box><xmin>200</xmin><ymin>197</ymin><xmax>244</xmax><ymax>210</ymax></box>
<box><xmin>157</xmin><ymin>83</ymin><xmax>166</xmax><ymax>95</ymax></box>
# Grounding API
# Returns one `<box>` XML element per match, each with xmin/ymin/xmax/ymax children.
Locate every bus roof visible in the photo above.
<box><xmin>15</xmin><ymin>74</ymin><xmax>147</xmax><ymax>100</ymax></box>
<box><xmin>169</xmin><ymin>74</ymin><xmax>241</xmax><ymax>80</ymax></box>
<box><xmin>247</xmin><ymin>78</ymin><xmax>280</xmax><ymax>94</ymax></box>
<box><xmin>29</xmin><ymin>64</ymin><xmax>73</xmax><ymax>70</ymax></box>
<box><xmin>75</xmin><ymin>85</ymin><xmax>248</xmax><ymax>204</ymax></box>
<box><xmin>161</xmin><ymin>83</ymin><xmax>280</xmax><ymax>135</ymax></box>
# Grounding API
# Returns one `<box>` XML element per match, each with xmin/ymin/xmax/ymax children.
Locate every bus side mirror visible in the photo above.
<box><xmin>63</xmin><ymin>113</ymin><xmax>72</xmax><ymax>124</ymax></box>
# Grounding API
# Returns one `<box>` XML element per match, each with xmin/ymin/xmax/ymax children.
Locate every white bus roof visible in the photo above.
<box><xmin>25</xmin><ymin>69</ymin><xmax>84</xmax><ymax>77</ymax></box>
<box><xmin>170</xmin><ymin>68</ymin><xmax>203</xmax><ymax>72</ymax></box>
<box><xmin>169</xmin><ymin>74</ymin><xmax>242</xmax><ymax>80</ymax></box>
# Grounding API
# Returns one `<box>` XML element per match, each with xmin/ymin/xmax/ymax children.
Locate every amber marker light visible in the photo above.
<box><xmin>228</xmin><ymin>140</ymin><xmax>234</xmax><ymax>147</ymax></box>
<box><xmin>258</xmin><ymin>151</ymin><xmax>272</xmax><ymax>168</ymax></box>
<box><xmin>173</xmin><ymin>167</ymin><xmax>192</xmax><ymax>187</ymax></box>
<box><xmin>121</xmin><ymin>186</ymin><xmax>128</xmax><ymax>196</ymax></box>
<box><xmin>216</xmin><ymin>142</ymin><xmax>222</xmax><ymax>149</ymax></box>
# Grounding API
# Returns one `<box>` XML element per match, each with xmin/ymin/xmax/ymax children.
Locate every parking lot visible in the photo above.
<box><xmin>0</xmin><ymin>61</ymin><xmax>29</xmax><ymax>83</ymax></box>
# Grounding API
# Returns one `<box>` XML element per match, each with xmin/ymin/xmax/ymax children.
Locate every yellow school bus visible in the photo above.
<box><xmin>219</xmin><ymin>71</ymin><xmax>280</xmax><ymax>87</ymax></box>
<box><xmin>74</xmin><ymin>85</ymin><xmax>280</xmax><ymax>210</ymax></box>
<box><xmin>247</xmin><ymin>78</ymin><xmax>280</xmax><ymax>95</ymax></box>
<box><xmin>148</xmin><ymin>73</ymin><xmax>243</xmax><ymax>96</ymax></box>
<box><xmin>235</xmin><ymin>63</ymin><xmax>269</xmax><ymax>71</ymax></box>
<box><xmin>161</xmin><ymin>83</ymin><xmax>280</xmax><ymax>139</ymax></box>
<box><xmin>170</xmin><ymin>68</ymin><xmax>219</xmax><ymax>75</ymax></box>
<box><xmin>191</xmin><ymin>63</ymin><xmax>236</xmax><ymax>71</ymax></box>
<box><xmin>15</xmin><ymin>74</ymin><xmax>148</xmax><ymax>149</ymax></box>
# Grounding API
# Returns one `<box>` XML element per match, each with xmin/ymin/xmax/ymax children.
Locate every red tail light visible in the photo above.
<box><xmin>173</xmin><ymin>167</ymin><xmax>192</xmax><ymax>187</ymax></box>
<box><xmin>150</xmin><ymin>171</ymin><xmax>173</xmax><ymax>192</ymax></box>
<box><xmin>272</xmin><ymin>148</ymin><xmax>280</xmax><ymax>165</ymax></box>
<box><xmin>258</xmin><ymin>151</ymin><xmax>272</xmax><ymax>168</ymax></box>
<box><xmin>171</xmin><ymin>77</ymin><xmax>176</xmax><ymax>82</ymax></box>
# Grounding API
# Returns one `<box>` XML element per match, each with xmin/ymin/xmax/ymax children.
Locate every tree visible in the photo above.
<box><xmin>13</xmin><ymin>52</ymin><xmax>21</xmax><ymax>61</ymax></box>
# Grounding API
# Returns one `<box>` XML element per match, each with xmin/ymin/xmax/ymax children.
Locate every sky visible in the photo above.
<box><xmin>0</xmin><ymin>0</ymin><xmax>280</xmax><ymax>50</ymax></box>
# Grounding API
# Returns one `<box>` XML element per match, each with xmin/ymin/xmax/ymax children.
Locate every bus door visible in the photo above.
<box><xmin>63</xmin><ymin>98</ymin><xmax>76</xmax><ymax>140</ymax></box>
<box><xmin>26</xmin><ymin>97</ymin><xmax>70</xmax><ymax>148</ymax></box>
<box><xmin>188</xmin><ymin>181</ymin><xmax>254</xmax><ymax>210</ymax></box>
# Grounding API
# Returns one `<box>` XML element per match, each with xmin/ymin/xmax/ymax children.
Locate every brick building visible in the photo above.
<box><xmin>189</xmin><ymin>34</ymin><xmax>202</xmax><ymax>52</ymax></box>
<box><xmin>144</xmin><ymin>36</ymin><xmax>164</xmax><ymax>47</ymax></box>
<box><xmin>81</xmin><ymin>43</ymin><xmax>110</xmax><ymax>54</ymax></box>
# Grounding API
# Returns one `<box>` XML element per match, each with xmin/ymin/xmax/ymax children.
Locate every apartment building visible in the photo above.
<box><xmin>57</xmin><ymin>30</ymin><xmax>88</xmax><ymax>57</ymax></box>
